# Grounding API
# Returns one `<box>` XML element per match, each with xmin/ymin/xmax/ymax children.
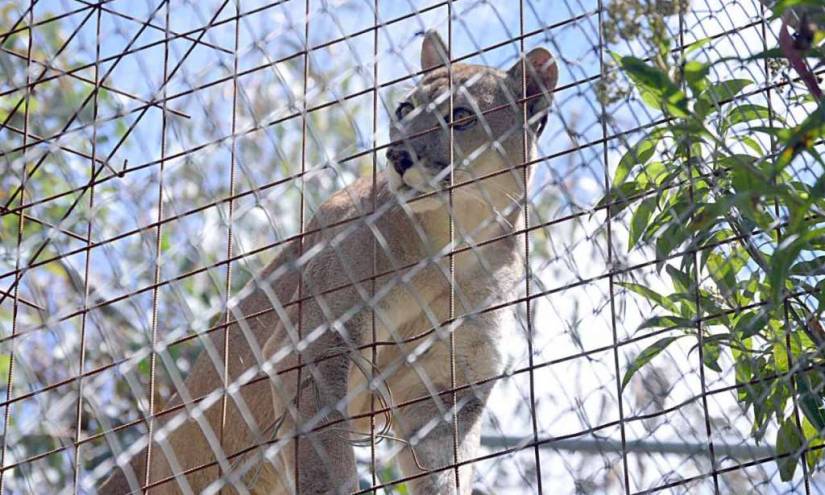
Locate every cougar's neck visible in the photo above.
<box><xmin>410</xmin><ymin>197</ymin><xmax>524</xmax><ymax>256</ymax></box>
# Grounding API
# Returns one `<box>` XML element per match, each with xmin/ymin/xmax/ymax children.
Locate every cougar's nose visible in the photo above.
<box><xmin>387</xmin><ymin>148</ymin><xmax>414</xmax><ymax>175</ymax></box>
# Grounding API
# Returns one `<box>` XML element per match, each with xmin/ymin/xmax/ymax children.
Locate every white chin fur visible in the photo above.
<box><xmin>402</xmin><ymin>167</ymin><xmax>429</xmax><ymax>190</ymax></box>
<box><xmin>388</xmin><ymin>167</ymin><xmax>444</xmax><ymax>213</ymax></box>
<box><xmin>388</xmin><ymin>168</ymin><xmax>404</xmax><ymax>192</ymax></box>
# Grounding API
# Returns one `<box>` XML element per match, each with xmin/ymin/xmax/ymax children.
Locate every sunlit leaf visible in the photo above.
<box><xmin>612</xmin><ymin>53</ymin><xmax>689</xmax><ymax>117</ymax></box>
<box><xmin>804</xmin><ymin>417</ymin><xmax>825</xmax><ymax>471</ymax></box>
<box><xmin>685</xmin><ymin>37</ymin><xmax>711</xmax><ymax>55</ymax></box>
<box><xmin>0</xmin><ymin>355</ymin><xmax>9</xmax><ymax>385</ymax></box>
<box><xmin>684</xmin><ymin>61</ymin><xmax>710</xmax><ymax>94</ymax></box>
<box><xmin>772</xmin><ymin>0</ymin><xmax>824</xmax><ymax>17</ymax></box>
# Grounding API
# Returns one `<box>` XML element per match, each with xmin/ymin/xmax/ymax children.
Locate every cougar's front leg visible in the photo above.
<box><xmin>390</xmin><ymin>310</ymin><xmax>505</xmax><ymax>495</ymax></box>
<box><xmin>394</xmin><ymin>383</ymin><xmax>492</xmax><ymax>495</ymax></box>
<box><xmin>295</xmin><ymin>354</ymin><xmax>356</xmax><ymax>493</ymax></box>
<box><xmin>290</xmin><ymin>306</ymin><xmax>369</xmax><ymax>494</ymax></box>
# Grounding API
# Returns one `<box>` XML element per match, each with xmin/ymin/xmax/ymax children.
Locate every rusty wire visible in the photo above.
<box><xmin>1</xmin><ymin>0</ymin><xmax>822</xmax><ymax>494</ymax></box>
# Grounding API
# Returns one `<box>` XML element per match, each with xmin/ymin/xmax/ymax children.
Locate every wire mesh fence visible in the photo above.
<box><xmin>2</xmin><ymin>0</ymin><xmax>825</xmax><ymax>493</ymax></box>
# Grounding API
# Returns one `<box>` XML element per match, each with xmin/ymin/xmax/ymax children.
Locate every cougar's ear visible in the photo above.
<box><xmin>421</xmin><ymin>30</ymin><xmax>449</xmax><ymax>71</ymax></box>
<box><xmin>507</xmin><ymin>48</ymin><xmax>558</xmax><ymax>118</ymax></box>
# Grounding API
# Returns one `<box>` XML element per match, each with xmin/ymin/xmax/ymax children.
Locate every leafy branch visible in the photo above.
<box><xmin>606</xmin><ymin>2</ymin><xmax>825</xmax><ymax>479</ymax></box>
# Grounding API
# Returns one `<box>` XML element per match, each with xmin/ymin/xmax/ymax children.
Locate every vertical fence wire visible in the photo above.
<box><xmin>446</xmin><ymin>1</ymin><xmax>462</xmax><ymax>490</ymax></box>
<box><xmin>518</xmin><ymin>1</ymin><xmax>543</xmax><ymax>492</ymax></box>
<box><xmin>143</xmin><ymin>2</ymin><xmax>172</xmax><ymax>490</ymax></box>
<box><xmin>369</xmin><ymin>0</ymin><xmax>380</xmax><ymax>490</ymax></box>
<box><xmin>677</xmin><ymin>4</ymin><xmax>720</xmax><ymax>493</ymax></box>
<box><xmin>216</xmin><ymin>1</ymin><xmax>243</xmax><ymax>493</ymax></box>
<box><xmin>71</xmin><ymin>3</ymin><xmax>102</xmax><ymax>493</ymax></box>
<box><xmin>597</xmin><ymin>1</ymin><xmax>631</xmax><ymax>493</ymax></box>
<box><xmin>0</xmin><ymin>3</ymin><xmax>33</xmax><ymax>493</ymax></box>
<box><xmin>293</xmin><ymin>0</ymin><xmax>312</xmax><ymax>490</ymax></box>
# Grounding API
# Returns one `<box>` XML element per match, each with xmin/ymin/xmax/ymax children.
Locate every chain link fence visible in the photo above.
<box><xmin>1</xmin><ymin>0</ymin><xmax>823</xmax><ymax>493</ymax></box>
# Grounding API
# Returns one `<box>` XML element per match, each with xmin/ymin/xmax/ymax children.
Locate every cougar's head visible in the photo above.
<box><xmin>386</xmin><ymin>30</ymin><xmax>558</xmax><ymax>223</ymax></box>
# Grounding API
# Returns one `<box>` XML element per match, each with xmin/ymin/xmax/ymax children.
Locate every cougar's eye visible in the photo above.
<box><xmin>395</xmin><ymin>102</ymin><xmax>414</xmax><ymax>121</ymax></box>
<box><xmin>451</xmin><ymin>107</ymin><xmax>477</xmax><ymax>130</ymax></box>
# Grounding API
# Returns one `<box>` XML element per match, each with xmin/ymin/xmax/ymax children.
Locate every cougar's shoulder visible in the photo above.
<box><xmin>291</xmin><ymin>172</ymin><xmax>418</xmax><ymax>293</ymax></box>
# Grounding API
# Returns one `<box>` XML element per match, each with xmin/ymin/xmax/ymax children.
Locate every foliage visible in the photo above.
<box><xmin>597</xmin><ymin>0</ymin><xmax>690</xmax><ymax>105</ymax></box>
<box><xmin>605</xmin><ymin>0</ymin><xmax>825</xmax><ymax>481</ymax></box>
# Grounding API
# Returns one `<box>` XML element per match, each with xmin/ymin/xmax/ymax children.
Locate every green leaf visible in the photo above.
<box><xmin>769</xmin><ymin>229</ymin><xmax>825</xmax><ymax>304</ymax></box>
<box><xmin>138</xmin><ymin>357</ymin><xmax>151</xmax><ymax>378</ymax></box>
<box><xmin>706</xmin><ymin>248</ymin><xmax>747</xmax><ymax>297</ymax></box>
<box><xmin>776</xmin><ymin>418</ymin><xmax>804</xmax><ymax>482</ymax></box>
<box><xmin>655</xmin><ymin>222</ymin><xmax>691</xmax><ymax>266</ymax></box>
<box><xmin>617</xmin><ymin>281</ymin><xmax>678</xmax><ymax>312</ymax></box>
<box><xmin>751</xmin><ymin>125</ymin><xmax>793</xmax><ymax>141</ymax></box>
<box><xmin>740</xmin><ymin>135</ymin><xmax>764</xmax><ymax>155</ymax></box>
<box><xmin>684</xmin><ymin>61</ymin><xmax>710</xmax><ymax>94</ymax></box>
<box><xmin>636</xmin><ymin>161</ymin><xmax>668</xmax><ymax>188</ymax></box>
<box><xmin>803</xmin><ymin>418</ymin><xmax>825</xmax><ymax>471</ymax></box>
<box><xmin>798</xmin><ymin>373</ymin><xmax>825</xmax><ymax>432</ymax></box>
<box><xmin>160</xmin><ymin>231</ymin><xmax>171</xmax><ymax>253</ymax></box>
<box><xmin>775</xmin><ymin>101</ymin><xmax>825</xmax><ymax>170</ymax></box>
<box><xmin>769</xmin><ymin>240</ymin><xmax>803</xmax><ymax>305</ymax></box>
<box><xmin>723</xmin><ymin>104</ymin><xmax>775</xmax><ymax>132</ymax></box>
<box><xmin>614</xmin><ymin>134</ymin><xmax>660</xmax><ymax>186</ymax></box>
<box><xmin>716</xmin><ymin>153</ymin><xmax>759</xmax><ymax>173</ymax></box>
<box><xmin>734</xmin><ymin>311</ymin><xmax>769</xmax><ymax>339</ymax></box>
<box><xmin>628</xmin><ymin>196</ymin><xmax>657</xmax><ymax>250</ymax></box>
<box><xmin>747</xmin><ymin>47</ymin><xmax>784</xmax><ymax>61</ymax></box>
<box><xmin>702</xmin><ymin>339</ymin><xmax>722</xmax><ymax>372</ymax></box>
<box><xmin>638</xmin><ymin>315</ymin><xmax>695</xmax><ymax>330</ymax></box>
<box><xmin>751</xmin><ymin>384</ymin><xmax>770</xmax><ymax>434</ymax></box>
<box><xmin>685</xmin><ymin>37</ymin><xmax>711</xmax><ymax>55</ymax></box>
<box><xmin>772</xmin><ymin>0</ymin><xmax>824</xmax><ymax>17</ymax></box>
<box><xmin>621</xmin><ymin>336</ymin><xmax>682</xmax><ymax>390</ymax></box>
<box><xmin>598</xmin><ymin>181</ymin><xmax>645</xmax><ymax>219</ymax></box>
<box><xmin>688</xmin><ymin>199</ymin><xmax>734</xmax><ymax>233</ymax></box>
<box><xmin>704</xmin><ymin>79</ymin><xmax>752</xmax><ymax>103</ymax></box>
<box><xmin>773</xmin><ymin>342</ymin><xmax>790</xmax><ymax>373</ymax></box>
<box><xmin>0</xmin><ymin>354</ymin><xmax>9</xmax><ymax>385</ymax></box>
<box><xmin>666</xmin><ymin>265</ymin><xmax>693</xmax><ymax>293</ymax></box>
<box><xmin>696</xmin><ymin>79</ymin><xmax>752</xmax><ymax>116</ymax></box>
<box><xmin>614</xmin><ymin>54</ymin><xmax>689</xmax><ymax>117</ymax></box>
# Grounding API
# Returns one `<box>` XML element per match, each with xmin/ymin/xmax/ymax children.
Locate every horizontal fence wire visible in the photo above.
<box><xmin>2</xmin><ymin>0</ymin><xmax>825</xmax><ymax>494</ymax></box>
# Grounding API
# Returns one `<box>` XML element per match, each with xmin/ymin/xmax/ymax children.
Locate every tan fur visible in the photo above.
<box><xmin>100</xmin><ymin>32</ymin><xmax>557</xmax><ymax>495</ymax></box>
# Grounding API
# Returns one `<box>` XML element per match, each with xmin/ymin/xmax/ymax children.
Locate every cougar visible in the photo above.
<box><xmin>101</xmin><ymin>30</ymin><xmax>557</xmax><ymax>494</ymax></box>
